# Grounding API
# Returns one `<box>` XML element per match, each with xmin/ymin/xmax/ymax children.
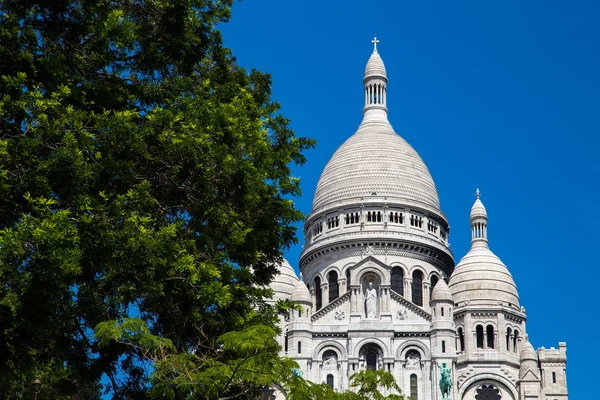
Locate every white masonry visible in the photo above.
<box><xmin>269</xmin><ymin>39</ymin><xmax>568</xmax><ymax>400</ymax></box>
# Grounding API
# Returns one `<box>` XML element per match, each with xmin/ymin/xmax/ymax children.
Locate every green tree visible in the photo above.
<box><xmin>0</xmin><ymin>0</ymin><xmax>314</xmax><ymax>398</ymax></box>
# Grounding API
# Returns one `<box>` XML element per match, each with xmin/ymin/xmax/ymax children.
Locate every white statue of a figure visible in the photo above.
<box><xmin>365</xmin><ymin>282</ymin><xmax>377</xmax><ymax>319</ymax></box>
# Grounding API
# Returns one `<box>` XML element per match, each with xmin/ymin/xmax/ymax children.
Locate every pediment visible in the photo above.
<box><xmin>390</xmin><ymin>291</ymin><xmax>431</xmax><ymax>322</ymax></box>
<box><xmin>348</xmin><ymin>255</ymin><xmax>390</xmax><ymax>273</ymax></box>
<box><xmin>311</xmin><ymin>292</ymin><xmax>351</xmax><ymax>323</ymax></box>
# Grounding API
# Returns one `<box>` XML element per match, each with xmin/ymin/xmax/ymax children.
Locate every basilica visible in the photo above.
<box><xmin>269</xmin><ymin>40</ymin><xmax>568</xmax><ymax>400</ymax></box>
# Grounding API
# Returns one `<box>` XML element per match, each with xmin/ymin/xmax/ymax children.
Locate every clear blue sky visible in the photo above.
<box><xmin>221</xmin><ymin>1</ymin><xmax>598</xmax><ymax>397</ymax></box>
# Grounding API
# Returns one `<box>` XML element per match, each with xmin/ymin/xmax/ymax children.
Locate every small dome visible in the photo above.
<box><xmin>449</xmin><ymin>245</ymin><xmax>519</xmax><ymax>307</ymax></box>
<box><xmin>268</xmin><ymin>259</ymin><xmax>298</xmax><ymax>302</ymax></box>
<box><xmin>291</xmin><ymin>279</ymin><xmax>312</xmax><ymax>304</ymax></box>
<box><xmin>431</xmin><ymin>279</ymin><xmax>453</xmax><ymax>303</ymax></box>
<box><xmin>364</xmin><ymin>51</ymin><xmax>387</xmax><ymax>80</ymax></box>
<box><xmin>520</xmin><ymin>338</ymin><xmax>537</xmax><ymax>362</ymax></box>
<box><xmin>470</xmin><ymin>189</ymin><xmax>487</xmax><ymax>220</ymax></box>
<box><xmin>519</xmin><ymin>338</ymin><xmax>539</xmax><ymax>379</ymax></box>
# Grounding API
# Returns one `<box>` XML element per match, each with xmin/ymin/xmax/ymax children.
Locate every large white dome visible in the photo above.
<box><xmin>312</xmin><ymin>120</ymin><xmax>441</xmax><ymax>212</ymax></box>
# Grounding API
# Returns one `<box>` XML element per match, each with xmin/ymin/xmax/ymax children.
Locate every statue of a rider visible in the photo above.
<box><xmin>438</xmin><ymin>362</ymin><xmax>452</xmax><ymax>399</ymax></box>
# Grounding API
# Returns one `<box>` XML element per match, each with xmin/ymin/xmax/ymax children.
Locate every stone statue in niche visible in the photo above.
<box><xmin>365</xmin><ymin>282</ymin><xmax>377</xmax><ymax>319</ymax></box>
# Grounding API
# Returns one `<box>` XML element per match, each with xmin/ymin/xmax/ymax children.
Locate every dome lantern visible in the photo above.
<box><xmin>470</xmin><ymin>188</ymin><xmax>488</xmax><ymax>248</ymax></box>
<box><xmin>363</xmin><ymin>36</ymin><xmax>388</xmax><ymax>123</ymax></box>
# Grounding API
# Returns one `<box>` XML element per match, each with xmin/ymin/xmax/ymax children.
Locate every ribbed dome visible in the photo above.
<box><xmin>312</xmin><ymin>121</ymin><xmax>441</xmax><ymax>211</ymax></box>
<box><xmin>431</xmin><ymin>279</ymin><xmax>453</xmax><ymax>303</ymax></box>
<box><xmin>364</xmin><ymin>51</ymin><xmax>386</xmax><ymax>79</ymax></box>
<box><xmin>449</xmin><ymin>245</ymin><xmax>519</xmax><ymax>307</ymax></box>
<box><xmin>268</xmin><ymin>259</ymin><xmax>298</xmax><ymax>302</ymax></box>
<box><xmin>291</xmin><ymin>280</ymin><xmax>312</xmax><ymax>304</ymax></box>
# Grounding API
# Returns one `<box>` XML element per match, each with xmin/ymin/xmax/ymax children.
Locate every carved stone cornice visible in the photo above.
<box><xmin>300</xmin><ymin>237</ymin><xmax>454</xmax><ymax>274</ymax></box>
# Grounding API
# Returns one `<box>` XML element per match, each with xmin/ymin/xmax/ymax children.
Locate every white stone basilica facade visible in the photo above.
<box><xmin>270</xmin><ymin>41</ymin><xmax>568</xmax><ymax>400</ymax></box>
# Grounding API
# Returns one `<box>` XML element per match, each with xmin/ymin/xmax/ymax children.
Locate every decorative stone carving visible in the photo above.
<box><xmin>405</xmin><ymin>350</ymin><xmax>421</xmax><ymax>369</ymax></box>
<box><xmin>396</xmin><ymin>310</ymin><xmax>408</xmax><ymax>320</ymax></box>
<box><xmin>334</xmin><ymin>310</ymin><xmax>345</xmax><ymax>320</ymax></box>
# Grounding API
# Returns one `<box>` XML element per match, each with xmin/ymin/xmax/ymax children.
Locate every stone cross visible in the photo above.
<box><xmin>372</xmin><ymin>36</ymin><xmax>379</xmax><ymax>51</ymax></box>
<box><xmin>475</xmin><ymin>188</ymin><xmax>481</xmax><ymax>199</ymax></box>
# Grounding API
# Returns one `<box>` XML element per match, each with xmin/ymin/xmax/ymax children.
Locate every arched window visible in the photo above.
<box><xmin>346</xmin><ymin>269</ymin><xmax>351</xmax><ymax>293</ymax></box>
<box><xmin>430</xmin><ymin>275</ymin><xmax>439</xmax><ymax>300</ymax></box>
<box><xmin>513</xmin><ymin>329</ymin><xmax>519</xmax><ymax>353</ymax></box>
<box><xmin>366</xmin><ymin>350</ymin><xmax>378</xmax><ymax>371</ymax></box>
<box><xmin>441</xmin><ymin>307</ymin><xmax>444</xmax><ymax>316</ymax></box>
<box><xmin>367</xmin><ymin>211</ymin><xmax>372</xmax><ymax>222</ymax></box>
<box><xmin>314</xmin><ymin>277</ymin><xmax>322</xmax><ymax>310</ymax></box>
<box><xmin>410</xmin><ymin>374</ymin><xmax>418</xmax><ymax>400</ymax></box>
<box><xmin>506</xmin><ymin>328</ymin><xmax>512</xmax><ymax>351</ymax></box>
<box><xmin>487</xmin><ymin>325</ymin><xmax>495</xmax><ymax>349</ymax></box>
<box><xmin>298</xmin><ymin>341</ymin><xmax>301</xmax><ymax>354</ymax></box>
<box><xmin>328</xmin><ymin>271</ymin><xmax>339</xmax><ymax>302</ymax></box>
<box><xmin>552</xmin><ymin>371</ymin><xmax>557</xmax><ymax>384</ymax></box>
<box><xmin>391</xmin><ymin>267</ymin><xmax>404</xmax><ymax>295</ymax></box>
<box><xmin>412</xmin><ymin>270</ymin><xmax>423</xmax><ymax>306</ymax></box>
<box><xmin>284</xmin><ymin>330</ymin><xmax>288</xmax><ymax>353</ymax></box>
<box><xmin>377</xmin><ymin>211</ymin><xmax>382</xmax><ymax>222</ymax></box>
<box><xmin>458</xmin><ymin>327</ymin><xmax>465</xmax><ymax>352</ymax></box>
<box><xmin>442</xmin><ymin>340</ymin><xmax>446</xmax><ymax>353</ymax></box>
<box><xmin>326</xmin><ymin>374</ymin><xmax>334</xmax><ymax>389</ymax></box>
<box><xmin>476</xmin><ymin>325</ymin><xmax>484</xmax><ymax>349</ymax></box>
<box><xmin>475</xmin><ymin>385</ymin><xmax>501</xmax><ymax>400</ymax></box>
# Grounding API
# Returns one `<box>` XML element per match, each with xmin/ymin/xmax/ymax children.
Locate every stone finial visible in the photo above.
<box><xmin>475</xmin><ymin>188</ymin><xmax>481</xmax><ymax>199</ymax></box>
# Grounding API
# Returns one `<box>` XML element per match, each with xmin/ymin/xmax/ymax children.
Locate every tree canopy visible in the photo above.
<box><xmin>0</xmin><ymin>0</ymin><xmax>316</xmax><ymax>398</ymax></box>
<box><xmin>0</xmin><ymin>1</ymin><xmax>409</xmax><ymax>399</ymax></box>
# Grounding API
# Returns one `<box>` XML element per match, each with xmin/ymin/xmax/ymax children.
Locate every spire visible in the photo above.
<box><xmin>363</xmin><ymin>37</ymin><xmax>388</xmax><ymax>122</ymax></box>
<box><xmin>470</xmin><ymin>188</ymin><xmax>488</xmax><ymax>247</ymax></box>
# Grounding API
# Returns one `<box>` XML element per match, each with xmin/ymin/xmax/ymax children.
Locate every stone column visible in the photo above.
<box><xmin>423</xmin><ymin>282</ymin><xmax>431</xmax><ymax>308</ymax></box>
<box><xmin>406</xmin><ymin>278</ymin><xmax>413</xmax><ymax>302</ymax></box>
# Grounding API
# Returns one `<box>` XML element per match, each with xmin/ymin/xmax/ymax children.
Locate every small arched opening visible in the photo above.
<box><xmin>314</xmin><ymin>276</ymin><xmax>322</xmax><ymax>310</ymax></box>
<box><xmin>487</xmin><ymin>325</ymin><xmax>495</xmax><ymax>349</ymax></box>
<box><xmin>328</xmin><ymin>271</ymin><xmax>339</xmax><ymax>302</ymax></box>
<box><xmin>412</xmin><ymin>270</ymin><xmax>424</xmax><ymax>306</ymax></box>
<box><xmin>476</xmin><ymin>325</ymin><xmax>484</xmax><ymax>349</ymax></box>
<box><xmin>391</xmin><ymin>267</ymin><xmax>404</xmax><ymax>296</ymax></box>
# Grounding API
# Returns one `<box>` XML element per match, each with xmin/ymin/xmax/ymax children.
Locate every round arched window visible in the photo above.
<box><xmin>475</xmin><ymin>384</ymin><xmax>501</xmax><ymax>400</ymax></box>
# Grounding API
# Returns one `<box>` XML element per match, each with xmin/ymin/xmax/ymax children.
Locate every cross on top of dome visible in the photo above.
<box><xmin>475</xmin><ymin>188</ymin><xmax>481</xmax><ymax>199</ymax></box>
<box><xmin>371</xmin><ymin>36</ymin><xmax>380</xmax><ymax>52</ymax></box>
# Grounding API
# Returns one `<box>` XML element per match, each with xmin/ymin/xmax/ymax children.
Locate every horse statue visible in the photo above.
<box><xmin>438</xmin><ymin>362</ymin><xmax>452</xmax><ymax>399</ymax></box>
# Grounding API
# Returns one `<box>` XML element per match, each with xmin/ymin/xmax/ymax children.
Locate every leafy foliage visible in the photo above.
<box><xmin>0</xmin><ymin>0</ymin><xmax>314</xmax><ymax>398</ymax></box>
